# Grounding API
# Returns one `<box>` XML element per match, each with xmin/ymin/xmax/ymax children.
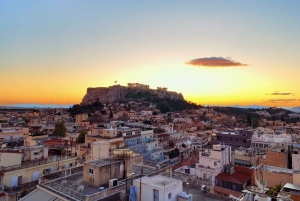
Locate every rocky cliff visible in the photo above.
<box><xmin>81</xmin><ymin>85</ymin><xmax>184</xmax><ymax>105</ymax></box>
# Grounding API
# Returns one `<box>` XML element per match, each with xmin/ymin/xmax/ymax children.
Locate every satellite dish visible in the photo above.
<box><xmin>76</xmin><ymin>185</ymin><xmax>84</xmax><ymax>193</ymax></box>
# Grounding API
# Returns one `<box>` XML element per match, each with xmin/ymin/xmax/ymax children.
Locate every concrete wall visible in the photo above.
<box><xmin>83</xmin><ymin>161</ymin><xmax>125</xmax><ymax>186</ymax></box>
<box><xmin>258</xmin><ymin>151</ymin><xmax>287</xmax><ymax>168</ymax></box>
<box><xmin>92</xmin><ymin>141</ymin><xmax>109</xmax><ymax>160</ymax></box>
<box><xmin>0</xmin><ymin>152</ymin><xmax>22</xmax><ymax>167</ymax></box>
<box><xmin>292</xmin><ymin>154</ymin><xmax>300</xmax><ymax>170</ymax></box>
<box><xmin>255</xmin><ymin>170</ymin><xmax>292</xmax><ymax>188</ymax></box>
<box><xmin>293</xmin><ymin>172</ymin><xmax>300</xmax><ymax>186</ymax></box>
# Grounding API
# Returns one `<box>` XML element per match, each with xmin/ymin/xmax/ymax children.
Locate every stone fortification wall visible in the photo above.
<box><xmin>81</xmin><ymin>84</ymin><xmax>184</xmax><ymax>105</ymax></box>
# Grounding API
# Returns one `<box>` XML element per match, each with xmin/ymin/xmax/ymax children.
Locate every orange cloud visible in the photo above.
<box><xmin>186</xmin><ymin>57</ymin><xmax>248</xmax><ymax>68</ymax></box>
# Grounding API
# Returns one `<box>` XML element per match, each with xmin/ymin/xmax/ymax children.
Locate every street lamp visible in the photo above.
<box><xmin>186</xmin><ymin>182</ymin><xmax>189</xmax><ymax>195</ymax></box>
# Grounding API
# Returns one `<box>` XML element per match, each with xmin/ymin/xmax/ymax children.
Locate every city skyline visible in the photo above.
<box><xmin>1</xmin><ymin>1</ymin><xmax>300</xmax><ymax>107</ymax></box>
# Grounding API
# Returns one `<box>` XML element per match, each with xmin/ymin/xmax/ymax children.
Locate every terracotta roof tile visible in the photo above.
<box><xmin>215</xmin><ymin>172</ymin><xmax>250</xmax><ymax>184</ymax></box>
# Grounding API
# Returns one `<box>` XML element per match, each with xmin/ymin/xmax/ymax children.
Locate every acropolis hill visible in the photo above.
<box><xmin>80</xmin><ymin>83</ymin><xmax>184</xmax><ymax>105</ymax></box>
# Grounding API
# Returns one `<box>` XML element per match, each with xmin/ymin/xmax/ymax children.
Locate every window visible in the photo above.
<box><xmin>89</xmin><ymin>168</ymin><xmax>94</xmax><ymax>174</ymax></box>
<box><xmin>168</xmin><ymin>192</ymin><xmax>172</xmax><ymax>199</ymax></box>
<box><xmin>232</xmin><ymin>183</ymin><xmax>237</xmax><ymax>190</ymax></box>
<box><xmin>244</xmin><ymin>139</ymin><xmax>246</xmax><ymax>143</ymax></box>
<box><xmin>153</xmin><ymin>189</ymin><xmax>159</xmax><ymax>201</ymax></box>
<box><xmin>214</xmin><ymin>161</ymin><xmax>217</xmax><ymax>166</ymax></box>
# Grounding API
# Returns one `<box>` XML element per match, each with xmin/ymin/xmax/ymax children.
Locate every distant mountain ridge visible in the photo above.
<box><xmin>290</xmin><ymin>106</ymin><xmax>300</xmax><ymax>113</ymax></box>
<box><xmin>230</xmin><ymin>105</ymin><xmax>268</xmax><ymax>109</ymax></box>
<box><xmin>229</xmin><ymin>104</ymin><xmax>293</xmax><ymax>110</ymax></box>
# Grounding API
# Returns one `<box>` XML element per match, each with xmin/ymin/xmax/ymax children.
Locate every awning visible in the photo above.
<box><xmin>234</xmin><ymin>159</ymin><xmax>251</xmax><ymax>166</ymax></box>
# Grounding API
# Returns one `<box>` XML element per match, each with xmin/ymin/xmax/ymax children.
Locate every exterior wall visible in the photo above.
<box><xmin>2</xmin><ymin>157</ymin><xmax>76</xmax><ymax>187</ymax></box>
<box><xmin>0</xmin><ymin>128</ymin><xmax>29</xmax><ymax>141</ymax></box>
<box><xmin>232</xmin><ymin>154</ymin><xmax>253</xmax><ymax>166</ymax></box>
<box><xmin>255</xmin><ymin>170</ymin><xmax>293</xmax><ymax>188</ymax></box>
<box><xmin>76</xmin><ymin>113</ymin><xmax>88</xmax><ymax>123</ymax></box>
<box><xmin>134</xmin><ymin>177</ymin><xmax>182</xmax><ymax>201</ymax></box>
<box><xmin>83</xmin><ymin>161</ymin><xmax>125</xmax><ymax>186</ymax></box>
<box><xmin>258</xmin><ymin>151</ymin><xmax>287</xmax><ymax>168</ymax></box>
<box><xmin>0</xmin><ymin>152</ymin><xmax>22</xmax><ymax>167</ymax></box>
<box><xmin>293</xmin><ymin>172</ymin><xmax>300</xmax><ymax>186</ymax></box>
<box><xmin>292</xmin><ymin>153</ymin><xmax>300</xmax><ymax>170</ymax></box>
<box><xmin>91</xmin><ymin>141</ymin><xmax>109</xmax><ymax>160</ymax></box>
<box><xmin>101</xmin><ymin>129</ymin><xmax>117</xmax><ymax>138</ymax></box>
<box><xmin>211</xmin><ymin>132</ymin><xmax>252</xmax><ymax>150</ymax></box>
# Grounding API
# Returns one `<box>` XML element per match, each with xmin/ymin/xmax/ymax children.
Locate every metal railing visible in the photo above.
<box><xmin>1</xmin><ymin>154</ymin><xmax>76</xmax><ymax>173</ymax></box>
<box><xmin>4</xmin><ymin>180</ymin><xmax>39</xmax><ymax>194</ymax></box>
<box><xmin>46</xmin><ymin>180</ymin><xmax>86</xmax><ymax>201</ymax></box>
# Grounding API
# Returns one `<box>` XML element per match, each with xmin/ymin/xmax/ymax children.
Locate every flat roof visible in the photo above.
<box><xmin>85</xmin><ymin>158</ymin><xmax>123</xmax><ymax>167</ymax></box>
<box><xmin>262</xmin><ymin>165</ymin><xmax>293</xmax><ymax>174</ymax></box>
<box><xmin>135</xmin><ymin>175</ymin><xmax>181</xmax><ymax>189</ymax></box>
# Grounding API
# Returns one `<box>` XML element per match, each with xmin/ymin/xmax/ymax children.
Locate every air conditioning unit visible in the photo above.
<box><xmin>109</xmin><ymin>178</ymin><xmax>118</xmax><ymax>188</ymax></box>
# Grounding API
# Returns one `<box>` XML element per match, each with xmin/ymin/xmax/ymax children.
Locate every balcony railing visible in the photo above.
<box><xmin>4</xmin><ymin>180</ymin><xmax>39</xmax><ymax>194</ymax></box>
<box><xmin>0</xmin><ymin>154</ymin><xmax>76</xmax><ymax>173</ymax></box>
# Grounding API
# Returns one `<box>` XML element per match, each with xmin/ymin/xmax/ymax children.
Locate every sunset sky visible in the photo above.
<box><xmin>1</xmin><ymin>1</ymin><xmax>300</xmax><ymax>107</ymax></box>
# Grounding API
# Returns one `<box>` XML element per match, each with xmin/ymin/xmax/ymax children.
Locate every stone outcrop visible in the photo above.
<box><xmin>81</xmin><ymin>85</ymin><xmax>184</xmax><ymax>105</ymax></box>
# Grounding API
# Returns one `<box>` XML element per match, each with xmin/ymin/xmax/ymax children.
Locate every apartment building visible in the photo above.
<box><xmin>0</xmin><ymin>137</ymin><xmax>77</xmax><ymax>201</ymax></box>
<box><xmin>195</xmin><ymin>144</ymin><xmax>231</xmax><ymax>193</ymax></box>
<box><xmin>75</xmin><ymin>113</ymin><xmax>88</xmax><ymax>123</ymax></box>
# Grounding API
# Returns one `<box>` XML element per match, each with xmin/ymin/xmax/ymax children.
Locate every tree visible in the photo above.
<box><xmin>156</xmin><ymin>101</ymin><xmax>170</xmax><ymax>113</ymax></box>
<box><xmin>166</xmin><ymin>117</ymin><xmax>173</xmax><ymax>123</ymax></box>
<box><xmin>52</xmin><ymin>122</ymin><xmax>67</xmax><ymax>137</ymax></box>
<box><xmin>252</xmin><ymin>119</ymin><xmax>260</xmax><ymax>128</ymax></box>
<box><xmin>154</xmin><ymin>128</ymin><xmax>165</xmax><ymax>134</ymax></box>
<box><xmin>77</xmin><ymin>131</ymin><xmax>87</xmax><ymax>143</ymax></box>
<box><xmin>143</xmin><ymin>120</ymin><xmax>152</xmax><ymax>125</ymax></box>
<box><xmin>247</xmin><ymin>114</ymin><xmax>252</xmax><ymax>126</ymax></box>
<box><xmin>109</xmin><ymin>107</ymin><xmax>113</xmax><ymax>119</ymax></box>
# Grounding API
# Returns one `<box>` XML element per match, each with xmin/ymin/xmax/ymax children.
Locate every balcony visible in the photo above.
<box><xmin>0</xmin><ymin>154</ymin><xmax>76</xmax><ymax>173</ymax></box>
<box><xmin>4</xmin><ymin>180</ymin><xmax>39</xmax><ymax>194</ymax></box>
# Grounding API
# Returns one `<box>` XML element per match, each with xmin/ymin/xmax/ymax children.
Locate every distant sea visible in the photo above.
<box><xmin>0</xmin><ymin>104</ymin><xmax>75</xmax><ymax>108</ymax></box>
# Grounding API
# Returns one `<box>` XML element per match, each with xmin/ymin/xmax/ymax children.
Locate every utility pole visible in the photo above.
<box><xmin>139</xmin><ymin>166</ymin><xmax>143</xmax><ymax>201</ymax></box>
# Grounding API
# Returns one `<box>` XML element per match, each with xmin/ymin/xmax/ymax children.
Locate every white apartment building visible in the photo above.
<box><xmin>134</xmin><ymin>175</ymin><xmax>183</xmax><ymax>201</ymax></box>
<box><xmin>195</xmin><ymin>144</ymin><xmax>231</xmax><ymax>193</ymax></box>
<box><xmin>141</xmin><ymin>110</ymin><xmax>153</xmax><ymax>116</ymax></box>
<box><xmin>251</xmin><ymin>133</ymin><xmax>292</xmax><ymax>150</ymax></box>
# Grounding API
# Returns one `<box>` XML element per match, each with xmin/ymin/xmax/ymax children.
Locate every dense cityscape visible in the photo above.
<box><xmin>1</xmin><ymin>1</ymin><xmax>300</xmax><ymax>201</ymax></box>
<box><xmin>0</xmin><ymin>83</ymin><xmax>300</xmax><ymax>201</ymax></box>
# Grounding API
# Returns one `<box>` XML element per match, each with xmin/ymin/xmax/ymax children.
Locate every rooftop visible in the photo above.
<box><xmin>135</xmin><ymin>175</ymin><xmax>181</xmax><ymax>189</ymax></box>
<box><xmin>261</xmin><ymin>165</ymin><xmax>294</xmax><ymax>174</ymax></box>
<box><xmin>215</xmin><ymin>172</ymin><xmax>250</xmax><ymax>184</ymax></box>
<box><xmin>85</xmin><ymin>158</ymin><xmax>123</xmax><ymax>167</ymax></box>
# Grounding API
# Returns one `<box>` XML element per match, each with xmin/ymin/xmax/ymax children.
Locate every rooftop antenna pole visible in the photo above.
<box><xmin>139</xmin><ymin>165</ymin><xmax>143</xmax><ymax>201</ymax></box>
